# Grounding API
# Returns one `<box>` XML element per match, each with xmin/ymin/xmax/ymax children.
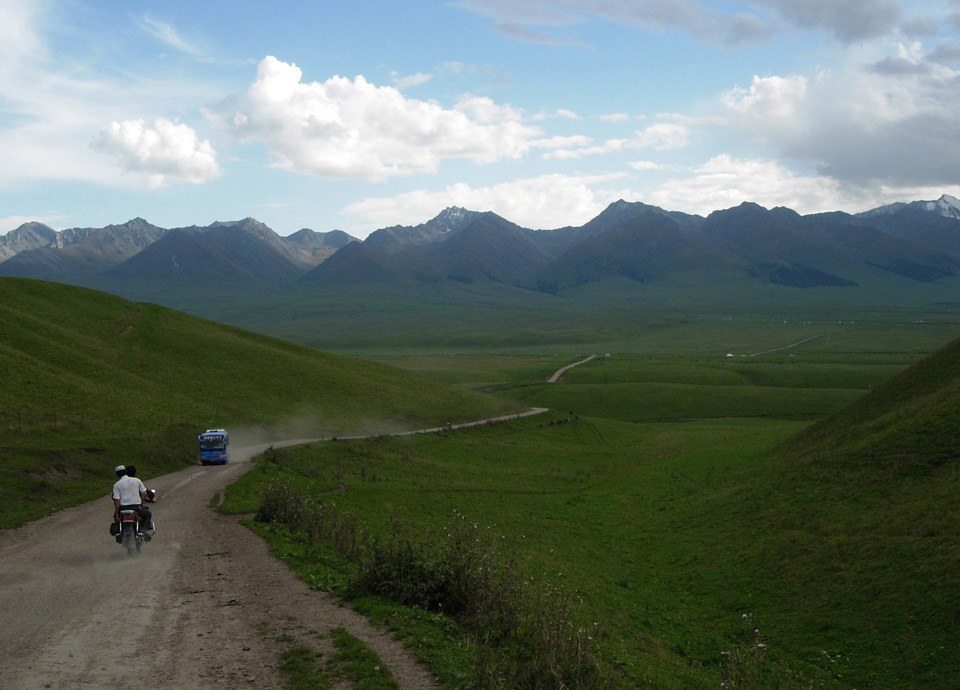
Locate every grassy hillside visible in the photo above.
<box><xmin>224</xmin><ymin>341</ymin><xmax>960</xmax><ymax>688</ymax></box>
<box><xmin>785</xmin><ymin>334</ymin><xmax>960</xmax><ymax>466</ymax></box>
<box><xmin>0</xmin><ymin>278</ymin><xmax>518</xmax><ymax>527</ymax></box>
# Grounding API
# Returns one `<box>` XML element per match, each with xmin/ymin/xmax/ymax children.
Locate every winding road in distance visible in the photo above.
<box><xmin>547</xmin><ymin>354</ymin><xmax>596</xmax><ymax>383</ymax></box>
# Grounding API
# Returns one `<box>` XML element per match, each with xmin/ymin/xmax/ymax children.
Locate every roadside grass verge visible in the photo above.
<box><xmin>273</xmin><ymin>626</ymin><xmax>401</xmax><ymax>690</ymax></box>
<box><xmin>279</xmin><ymin>645</ymin><xmax>326</xmax><ymax>690</ymax></box>
<box><xmin>328</xmin><ymin>626</ymin><xmax>402</xmax><ymax>690</ymax></box>
<box><xmin>225</xmin><ymin>414</ymin><xmax>818</xmax><ymax>689</ymax></box>
<box><xmin>247</xmin><ymin>477</ymin><xmax>604</xmax><ymax>690</ymax></box>
<box><xmin>250</xmin><ymin>523</ymin><xmax>480</xmax><ymax>689</ymax></box>
<box><xmin>226</xmin><ymin>406</ymin><xmax>959</xmax><ymax>689</ymax></box>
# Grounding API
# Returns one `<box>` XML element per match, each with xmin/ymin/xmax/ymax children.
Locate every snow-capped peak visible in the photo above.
<box><xmin>922</xmin><ymin>194</ymin><xmax>960</xmax><ymax>219</ymax></box>
<box><xmin>860</xmin><ymin>194</ymin><xmax>960</xmax><ymax>220</ymax></box>
<box><xmin>429</xmin><ymin>206</ymin><xmax>475</xmax><ymax>234</ymax></box>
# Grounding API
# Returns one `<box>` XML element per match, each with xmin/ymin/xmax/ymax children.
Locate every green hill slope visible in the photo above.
<box><xmin>785</xmin><ymin>333</ymin><xmax>960</xmax><ymax>467</ymax></box>
<box><xmin>750</xmin><ymin>334</ymin><xmax>960</xmax><ymax>687</ymax></box>
<box><xmin>0</xmin><ymin>278</ymin><xmax>518</xmax><ymax>526</ymax></box>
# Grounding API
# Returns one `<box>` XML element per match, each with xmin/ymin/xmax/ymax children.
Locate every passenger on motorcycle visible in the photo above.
<box><xmin>112</xmin><ymin>465</ymin><xmax>154</xmax><ymax>535</ymax></box>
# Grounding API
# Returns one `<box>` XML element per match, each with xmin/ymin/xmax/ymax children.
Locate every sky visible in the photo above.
<box><xmin>2</xmin><ymin>0</ymin><xmax>960</xmax><ymax>238</ymax></box>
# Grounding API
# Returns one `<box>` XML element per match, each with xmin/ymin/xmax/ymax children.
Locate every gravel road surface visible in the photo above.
<box><xmin>0</xmin><ymin>440</ymin><xmax>440</xmax><ymax>689</ymax></box>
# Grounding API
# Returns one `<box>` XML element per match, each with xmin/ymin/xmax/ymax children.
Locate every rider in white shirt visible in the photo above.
<box><xmin>112</xmin><ymin>465</ymin><xmax>154</xmax><ymax>534</ymax></box>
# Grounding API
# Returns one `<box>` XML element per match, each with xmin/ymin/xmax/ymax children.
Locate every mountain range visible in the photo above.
<box><xmin>0</xmin><ymin>217</ymin><xmax>355</xmax><ymax>285</ymax></box>
<box><xmin>3</xmin><ymin>194</ymin><xmax>960</xmax><ymax>298</ymax></box>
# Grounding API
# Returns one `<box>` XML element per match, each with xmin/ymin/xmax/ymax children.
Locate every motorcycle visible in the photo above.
<box><xmin>117</xmin><ymin>509</ymin><xmax>145</xmax><ymax>556</ymax></box>
<box><xmin>111</xmin><ymin>489</ymin><xmax>157</xmax><ymax>556</ymax></box>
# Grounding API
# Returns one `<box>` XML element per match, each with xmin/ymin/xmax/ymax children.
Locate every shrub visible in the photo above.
<box><xmin>257</xmin><ymin>481</ymin><xmax>605</xmax><ymax>689</ymax></box>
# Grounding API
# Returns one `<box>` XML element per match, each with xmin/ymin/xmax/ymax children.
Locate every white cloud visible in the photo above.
<box><xmin>628</xmin><ymin>160</ymin><xmax>665</xmax><ymax>171</ymax></box>
<box><xmin>543</xmin><ymin>122</ymin><xmax>689</xmax><ymax>159</ymax></box>
<box><xmin>528</xmin><ymin>107</ymin><xmax>585</xmax><ymax>121</ymax></box>
<box><xmin>454</xmin><ymin>93</ymin><xmax>526</xmax><ymax>123</ymax></box>
<box><xmin>0</xmin><ymin>0</ymin><xmax>223</xmax><ymax>190</ymax></box>
<box><xmin>207</xmin><ymin>56</ymin><xmax>543</xmax><ymax>182</ymax></box>
<box><xmin>392</xmin><ymin>71</ymin><xmax>433</xmax><ymax>89</ymax></box>
<box><xmin>136</xmin><ymin>15</ymin><xmax>201</xmax><ymax>55</ymax></box>
<box><xmin>721</xmin><ymin>46</ymin><xmax>960</xmax><ymax>187</ymax></box>
<box><xmin>343</xmin><ymin>157</ymin><xmax>960</xmax><ymax>233</ymax></box>
<box><xmin>722</xmin><ymin>74</ymin><xmax>808</xmax><ymax>123</ymax></box>
<box><xmin>598</xmin><ymin>113</ymin><xmax>629</xmax><ymax>122</ymax></box>
<box><xmin>531</xmin><ymin>134</ymin><xmax>593</xmax><ymax>149</ymax></box>
<box><xmin>643</xmin><ymin>154</ymin><xmax>960</xmax><ymax>215</ymax></box>
<box><xmin>342</xmin><ymin>172</ymin><xmax>627</xmax><ymax>232</ymax></box>
<box><xmin>92</xmin><ymin>118</ymin><xmax>221</xmax><ymax>187</ymax></box>
<box><xmin>0</xmin><ymin>0</ymin><xmax>43</xmax><ymax>72</ymax></box>
<box><xmin>644</xmin><ymin>155</ymin><xmax>850</xmax><ymax>214</ymax></box>
<box><xmin>544</xmin><ymin>139</ymin><xmax>628</xmax><ymax>159</ymax></box>
<box><xmin>635</xmin><ymin>122</ymin><xmax>690</xmax><ymax>149</ymax></box>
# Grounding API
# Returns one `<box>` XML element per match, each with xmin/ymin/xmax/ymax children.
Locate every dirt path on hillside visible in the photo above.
<box><xmin>748</xmin><ymin>330</ymin><xmax>851</xmax><ymax>357</ymax></box>
<box><xmin>547</xmin><ymin>354</ymin><xmax>596</xmax><ymax>383</ymax></box>
<box><xmin>0</xmin><ymin>409</ymin><xmax>548</xmax><ymax>690</ymax></box>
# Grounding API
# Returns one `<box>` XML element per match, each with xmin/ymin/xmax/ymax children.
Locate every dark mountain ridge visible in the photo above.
<box><xmin>532</xmin><ymin>210</ymin><xmax>726</xmax><ymax>292</ymax></box>
<box><xmin>0</xmin><ymin>218</ymin><xmax>167</xmax><ymax>278</ymax></box>
<box><xmin>4</xmin><ymin>195</ymin><xmax>960</xmax><ymax>297</ymax></box>
<box><xmin>0</xmin><ymin>217</ymin><xmax>360</xmax><ymax>284</ymax></box>
<box><xmin>362</xmin><ymin>206</ymin><xmax>485</xmax><ymax>254</ymax></box>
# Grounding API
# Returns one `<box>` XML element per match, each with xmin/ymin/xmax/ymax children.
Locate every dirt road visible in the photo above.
<box><xmin>0</xmin><ymin>407</ymin><xmax>550</xmax><ymax>689</ymax></box>
<box><xmin>0</xmin><ymin>440</ymin><xmax>441</xmax><ymax>689</ymax></box>
<box><xmin>547</xmin><ymin>355</ymin><xmax>596</xmax><ymax>383</ymax></box>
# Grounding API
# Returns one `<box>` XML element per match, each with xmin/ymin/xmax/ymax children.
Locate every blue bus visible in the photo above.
<box><xmin>198</xmin><ymin>429</ymin><xmax>229</xmax><ymax>465</ymax></box>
